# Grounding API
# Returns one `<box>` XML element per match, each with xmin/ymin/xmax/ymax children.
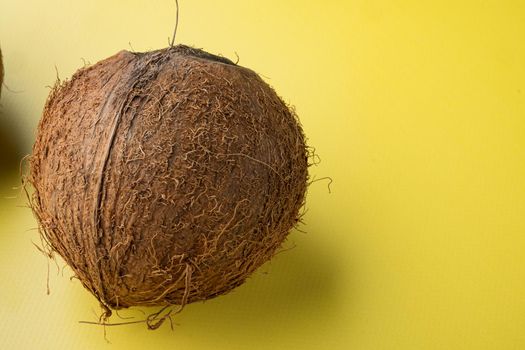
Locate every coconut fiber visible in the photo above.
<box><xmin>29</xmin><ymin>45</ymin><xmax>308</xmax><ymax>327</ymax></box>
<box><xmin>0</xmin><ymin>48</ymin><xmax>3</xmax><ymax>97</ymax></box>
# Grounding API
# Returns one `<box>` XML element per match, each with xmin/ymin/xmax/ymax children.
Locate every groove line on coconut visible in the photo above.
<box><xmin>91</xmin><ymin>62</ymin><xmax>139</xmax><ymax>315</ymax></box>
<box><xmin>94</xmin><ymin>53</ymin><xmax>175</xmax><ymax>318</ymax></box>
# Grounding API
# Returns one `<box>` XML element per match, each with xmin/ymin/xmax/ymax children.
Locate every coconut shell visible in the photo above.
<box><xmin>29</xmin><ymin>45</ymin><xmax>308</xmax><ymax>318</ymax></box>
<box><xmin>0</xmin><ymin>48</ymin><xmax>3</xmax><ymax>97</ymax></box>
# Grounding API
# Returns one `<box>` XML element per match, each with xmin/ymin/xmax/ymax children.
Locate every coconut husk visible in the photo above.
<box><xmin>0</xmin><ymin>47</ymin><xmax>3</xmax><ymax>97</ymax></box>
<box><xmin>28</xmin><ymin>45</ymin><xmax>308</xmax><ymax>327</ymax></box>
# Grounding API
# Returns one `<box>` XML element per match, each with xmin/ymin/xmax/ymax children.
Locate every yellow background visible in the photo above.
<box><xmin>1</xmin><ymin>0</ymin><xmax>525</xmax><ymax>349</ymax></box>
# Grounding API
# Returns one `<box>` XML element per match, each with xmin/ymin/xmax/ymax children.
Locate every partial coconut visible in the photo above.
<box><xmin>29</xmin><ymin>45</ymin><xmax>308</xmax><ymax>328</ymax></box>
<box><xmin>0</xmin><ymin>47</ymin><xmax>3</xmax><ymax>97</ymax></box>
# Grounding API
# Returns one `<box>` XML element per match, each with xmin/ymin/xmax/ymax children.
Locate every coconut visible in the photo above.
<box><xmin>0</xmin><ymin>47</ymin><xmax>3</xmax><ymax>97</ymax></box>
<box><xmin>28</xmin><ymin>45</ymin><xmax>308</xmax><ymax>327</ymax></box>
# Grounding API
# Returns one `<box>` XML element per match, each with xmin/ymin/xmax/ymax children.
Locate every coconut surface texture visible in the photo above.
<box><xmin>0</xmin><ymin>47</ymin><xmax>3</xmax><ymax>97</ymax></box>
<box><xmin>29</xmin><ymin>45</ymin><xmax>308</xmax><ymax>317</ymax></box>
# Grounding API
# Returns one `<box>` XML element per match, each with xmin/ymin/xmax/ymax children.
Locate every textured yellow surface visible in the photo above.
<box><xmin>1</xmin><ymin>0</ymin><xmax>525</xmax><ymax>349</ymax></box>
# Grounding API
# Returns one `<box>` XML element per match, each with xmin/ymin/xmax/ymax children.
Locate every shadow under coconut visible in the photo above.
<box><xmin>0</xmin><ymin>105</ymin><xmax>25</xmax><ymax>177</ymax></box>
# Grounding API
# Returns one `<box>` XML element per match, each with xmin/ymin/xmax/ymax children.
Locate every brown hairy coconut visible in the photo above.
<box><xmin>0</xmin><ymin>47</ymin><xmax>3</xmax><ymax>97</ymax></box>
<box><xmin>29</xmin><ymin>45</ymin><xmax>308</xmax><ymax>327</ymax></box>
